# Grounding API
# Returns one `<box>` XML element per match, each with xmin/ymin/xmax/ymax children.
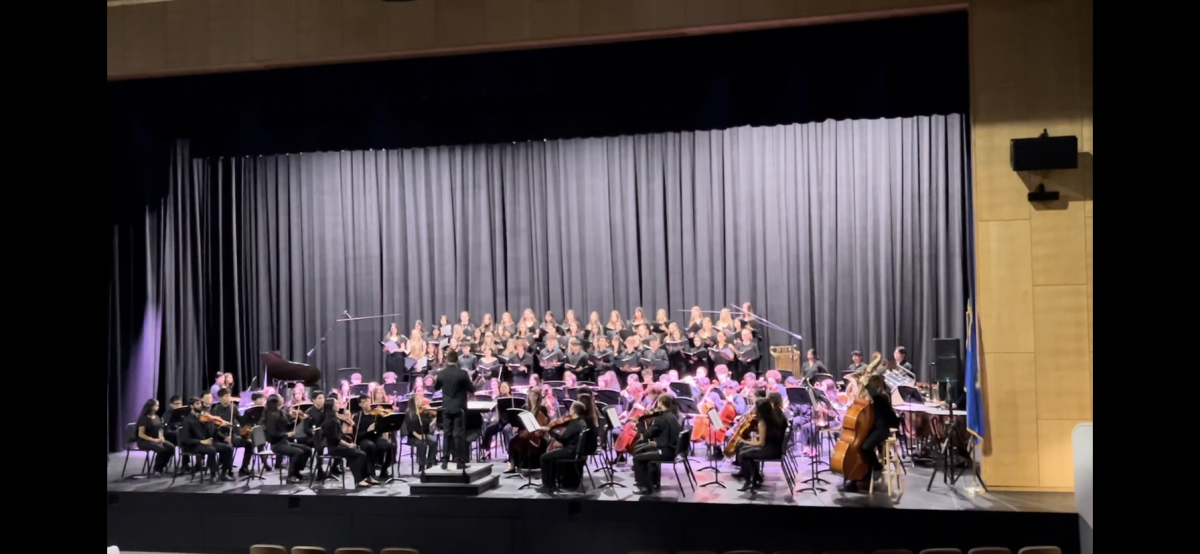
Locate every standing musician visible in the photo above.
<box><xmin>262</xmin><ymin>396</ymin><xmax>312</xmax><ymax>484</ymax></box>
<box><xmin>384</xmin><ymin>323</ymin><xmax>408</xmax><ymax>380</ymax></box>
<box><xmin>631</xmin><ymin>395</ymin><xmax>683</xmax><ymax>495</ymax></box>
<box><xmin>844</xmin><ymin>350</ymin><xmax>868</xmax><ymax>382</ymax></box>
<box><xmin>801</xmin><ymin>349</ymin><xmax>828</xmax><ymax>380</ymax></box>
<box><xmin>585</xmin><ymin>311</ymin><xmax>605</xmax><ymax>340</ymax></box>
<box><xmin>458</xmin><ymin>311</ymin><xmax>475</xmax><ymax>338</ymax></box>
<box><xmin>209</xmin><ymin>388</ymin><xmax>255</xmax><ymax>477</ymax></box>
<box><xmin>498</xmin><ymin>312</ymin><xmax>516</xmax><ymax>338</ymax></box>
<box><xmin>839</xmin><ymin>374</ymin><xmax>900</xmax><ymax>493</ymax></box>
<box><xmin>504</xmin><ymin>339</ymin><xmax>534</xmax><ymax>385</ymax></box>
<box><xmin>535</xmin><ymin>401</ymin><xmax>592</xmax><ymax>495</ymax></box>
<box><xmin>458</xmin><ymin>341</ymin><xmax>478</xmax><ymax>378</ymax></box>
<box><xmin>354</xmin><ymin>396</ymin><xmax>395</xmax><ymax>481</ymax></box>
<box><xmin>685</xmin><ymin>306</ymin><xmax>704</xmax><ymax>337</ymax></box>
<box><xmin>734</xmin><ymin>328</ymin><xmax>762</xmax><ymax>376</ymax></box>
<box><xmin>563</xmin><ymin>338</ymin><xmax>593</xmax><ymax>382</ymax></box>
<box><xmin>731</xmin><ymin>397</ymin><xmax>788</xmax><ymax>491</ymax></box>
<box><xmin>893</xmin><ymin>346</ymin><xmax>913</xmax><ymax>375</ymax></box>
<box><xmin>318</xmin><ymin>399</ymin><xmax>372</xmax><ymax>488</ymax></box>
<box><xmin>539</xmin><ymin>334</ymin><xmax>565</xmax><ymax>381</ymax></box>
<box><xmin>136</xmin><ymin>398</ymin><xmax>174</xmax><ymax>477</ymax></box>
<box><xmin>404</xmin><ymin>396</ymin><xmax>439</xmax><ymax>471</ymax></box>
<box><xmin>475</xmin><ymin>312</ymin><xmax>495</xmax><ymax>340</ymax></box>
<box><xmin>434</xmin><ymin>350</ymin><xmax>475</xmax><ymax>470</ymax></box>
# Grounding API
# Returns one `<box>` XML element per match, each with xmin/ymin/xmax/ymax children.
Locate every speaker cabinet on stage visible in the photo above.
<box><xmin>933</xmin><ymin>338</ymin><xmax>962</xmax><ymax>382</ymax></box>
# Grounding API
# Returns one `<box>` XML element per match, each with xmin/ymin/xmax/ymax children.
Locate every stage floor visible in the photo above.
<box><xmin>107</xmin><ymin>451</ymin><xmax>1072</xmax><ymax>514</ymax></box>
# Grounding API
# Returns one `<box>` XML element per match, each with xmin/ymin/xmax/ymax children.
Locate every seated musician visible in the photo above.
<box><xmin>480</xmin><ymin>381</ymin><xmax>514</xmax><ymax>460</ymax></box>
<box><xmin>839</xmin><ymin>374</ymin><xmax>900</xmax><ymax>493</ymax></box>
<box><xmin>563</xmin><ymin>370</ymin><xmax>578</xmax><ymax>389</ymax></box>
<box><xmin>631</xmin><ymin>395</ymin><xmax>683</xmax><ymax>495</ymax></box>
<box><xmin>210</xmin><ymin>388</ymin><xmax>255</xmax><ymax>477</ymax></box>
<box><xmin>136</xmin><ymin>398</ymin><xmax>175</xmax><ymax>477</ymax></box>
<box><xmin>163</xmin><ymin>395</ymin><xmax>184</xmax><ymax>446</ymax></box>
<box><xmin>534</xmin><ymin>401</ymin><xmax>591</xmax><ymax>495</ymax></box>
<box><xmin>504</xmin><ymin>386</ymin><xmax>551</xmax><ymax>474</ymax></box>
<box><xmin>597</xmin><ymin>370</ymin><xmax>620</xmax><ymax>391</ymax></box>
<box><xmin>732</xmin><ymin>397</ymin><xmax>788</xmax><ymax>491</ymax></box>
<box><xmin>306</xmin><ymin>392</ymin><xmax>326</xmax><ymax>430</ymax></box>
<box><xmin>404</xmin><ymin>395</ymin><xmax>439</xmax><ymax>471</ymax></box>
<box><xmin>355</xmin><ymin>396</ymin><xmax>395</xmax><ymax>481</ymax></box>
<box><xmin>289</xmin><ymin>383</ymin><xmax>308</xmax><ymax>408</ymax></box>
<box><xmin>722</xmin><ymin>380</ymin><xmax>749</xmax><ymax>416</ymax></box>
<box><xmin>180</xmin><ymin>396</ymin><xmax>235</xmax><ymax>481</ymax></box>
<box><xmin>619</xmin><ymin>379</ymin><xmax>644</xmax><ymax>415</ymax></box>
<box><xmin>318</xmin><ymin>399</ymin><xmax>372</xmax><ymax>488</ymax></box>
<box><xmin>200</xmin><ymin>392</ymin><xmax>213</xmax><ymax>412</ymax></box>
<box><xmin>844</xmin><ymin>350</ymin><xmax>868</xmax><ymax>384</ymax></box>
<box><xmin>261</xmin><ymin>396</ymin><xmax>312</xmax><ymax>483</ymax></box>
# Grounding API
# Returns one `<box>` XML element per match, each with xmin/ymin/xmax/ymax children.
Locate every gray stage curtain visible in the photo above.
<box><xmin>150</xmin><ymin>115</ymin><xmax>968</xmax><ymax>390</ymax></box>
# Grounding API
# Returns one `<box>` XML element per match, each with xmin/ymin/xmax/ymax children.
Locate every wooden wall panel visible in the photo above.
<box><xmin>387</xmin><ymin>0</ymin><xmax>437</xmax><ymax>51</ymax></box>
<box><xmin>486</xmin><ymin>0</ymin><xmax>533</xmax><ymax>43</ymax></box>
<box><xmin>1030</xmin><ymin>204</ymin><xmax>1088</xmax><ymax>286</ymax></box>
<box><xmin>1033</xmin><ymin>286</ymin><xmax>1091</xmax><ymax>421</ymax></box>
<box><xmin>123</xmin><ymin>2</ymin><xmax>168</xmax><ymax>74</ymax></box>
<box><xmin>298</xmin><ymin>0</ymin><xmax>345</xmax><ymax>59</ymax></box>
<box><xmin>739</xmin><ymin>0</ymin><xmax>797</xmax><ymax>22</ymax></box>
<box><xmin>342</xmin><ymin>0</ymin><xmax>391</xmax><ymax>55</ymax></box>
<box><xmin>529</xmin><ymin>0</ymin><xmax>581</xmax><ymax>39</ymax></box>
<box><xmin>685</xmin><ymin>0</ymin><xmax>740</xmax><ymax>26</ymax></box>
<box><xmin>580</xmin><ymin>0</ymin><xmax>635</xmax><ymax>35</ymax></box>
<box><xmin>207</xmin><ymin>0</ymin><xmax>254</xmax><ymax>67</ymax></box>
<box><xmin>1085</xmin><ymin>216</ymin><xmax>1093</xmax><ymax>351</ymax></box>
<box><xmin>980</xmin><ymin>353</ymin><xmax>1039</xmax><ymax>487</ymax></box>
<box><xmin>975</xmin><ymin>221</ymin><xmax>1035</xmax><ymax>353</ymax></box>
<box><xmin>1037</xmin><ymin>419</ymin><xmax>1087</xmax><ymax>488</ymax></box>
<box><xmin>166</xmin><ymin>0</ymin><xmax>210</xmax><ymax>70</ymax></box>
<box><xmin>633</xmin><ymin>0</ymin><xmax>688</xmax><ymax>31</ymax></box>
<box><xmin>251</xmin><ymin>0</ymin><xmax>299</xmax><ymax>62</ymax></box>
<box><xmin>107</xmin><ymin>9</ymin><xmax>126</xmax><ymax>76</ymax></box>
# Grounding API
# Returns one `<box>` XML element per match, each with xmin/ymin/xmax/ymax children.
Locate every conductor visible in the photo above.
<box><xmin>434</xmin><ymin>349</ymin><xmax>476</xmax><ymax>470</ymax></box>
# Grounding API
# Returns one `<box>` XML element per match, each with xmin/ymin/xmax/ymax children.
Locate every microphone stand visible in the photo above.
<box><xmin>305</xmin><ymin>310</ymin><xmax>407</xmax><ymax>358</ymax></box>
<box><xmin>728</xmin><ymin>304</ymin><xmax>803</xmax><ymax>343</ymax></box>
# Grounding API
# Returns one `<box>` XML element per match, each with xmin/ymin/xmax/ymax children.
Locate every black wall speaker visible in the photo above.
<box><xmin>933</xmin><ymin>338</ymin><xmax>962</xmax><ymax>381</ymax></box>
<box><xmin>1011</xmin><ymin>134</ymin><xmax>1079</xmax><ymax>171</ymax></box>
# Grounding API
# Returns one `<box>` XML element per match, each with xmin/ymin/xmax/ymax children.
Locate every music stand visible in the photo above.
<box><xmin>335</xmin><ymin>367</ymin><xmax>359</xmax><ymax>387</ymax></box>
<box><xmin>384</xmin><ymin>383</ymin><xmax>409</xmax><ymax>400</ymax></box>
<box><xmin>595</xmin><ymin>406</ymin><xmax>624</xmax><ymax>489</ymax></box>
<box><xmin>595</xmin><ymin>389</ymin><xmax>620</xmax><ymax>407</ymax></box>
<box><xmin>566</xmin><ymin>387</ymin><xmax>582</xmax><ymax>400</ymax></box>
<box><xmin>349</xmin><ymin>384</ymin><xmax>370</xmax><ymax>398</ymax></box>
<box><xmin>168</xmin><ymin>406</ymin><xmax>190</xmax><ymax>427</ymax></box>
<box><xmin>507</xmin><ymin>409</ymin><xmax>541</xmax><ymax>490</ymax></box>
<box><xmin>373</xmin><ymin>413</ymin><xmax>407</xmax><ymax>484</ymax></box>
<box><xmin>668</xmin><ymin>382</ymin><xmax>693</xmax><ymax>399</ymax></box>
<box><xmin>697</xmin><ymin>407</ymin><xmax>727</xmax><ymax>488</ymax></box>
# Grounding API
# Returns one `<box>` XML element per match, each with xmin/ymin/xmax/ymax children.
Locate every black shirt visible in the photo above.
<box><xmin>264</xmin><ymin>412</ymin><xmax>291</xmax><ymax>445</ymax></box>
<box><xmin>407</xmin><ymin>410</ymin><xmax>435</xmax><ymax>437</ymax></box>
<box><xmin>870</xmin><ymin>388</ymin><xmax>901</xmax><ymax>430</ymax></box>
<box><xmin>180</xmin><ymin>412</ymin><xmax>210</xmax><ymax>447</ymax></box>
<box><xmin>320</xmin><ymin>416</ymin><xmax>347</xmax><ymax>449</ymax></box>
<box><xmin>137</xmin><ymin>415</ymin><xmax>163</xmax><ymax>440</ymax></box>
<box><xmin>209</xmin><ymin>403</ymin><xmax>241</xmax><ymax>426</ymax></box>
<box><xmin>549</xmin><ymin>418</ymin><xmax>588</xmax><ymax>453</ymax></box>
<box><xmin>434</xmin><ymin>364</ymin><xmax>476</xmax><ymax>412</ymax></box>
<box><xmin>646</xmin><ymin>412</ymin><xmax>683</xmax><ymax>458</ymax></box>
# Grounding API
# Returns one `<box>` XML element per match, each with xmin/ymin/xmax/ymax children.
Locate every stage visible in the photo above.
<box><xmin>107</xmin><ymin>451</ymin><xmax>1081</xmax><ymax>554</ymax></box>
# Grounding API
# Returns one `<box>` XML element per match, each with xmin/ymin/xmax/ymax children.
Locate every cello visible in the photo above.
<box><xmin>831</xmin><ymin>352</ymin><xmax>882</xmax><ymax>481</ymax></box>
<box><xmin>614</xmin><ymin>403</ymin><xmax>645</xmax><ymax>454</ymax></box>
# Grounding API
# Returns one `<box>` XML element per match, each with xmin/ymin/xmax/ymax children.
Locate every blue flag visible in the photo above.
<box><xmin>965</xmin><ymin>300</ymin><xmax>985</xmax><ymax>443</ymax></box>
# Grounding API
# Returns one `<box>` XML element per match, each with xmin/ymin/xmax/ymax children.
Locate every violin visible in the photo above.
<box><xmin>368</xmin><ymin>407</ymin><xmax>393</xmax><ymax>418</ymax></box>
<box><xmin>200</xmin><ymin>413</ymin><xmax>230</xmax><ymax>427</ymax></box>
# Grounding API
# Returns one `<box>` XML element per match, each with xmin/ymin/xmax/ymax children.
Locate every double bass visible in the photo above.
<box><xmin>831</xmin><ymin>352</ymin><xmax>882</xmax><ymax>481</ymax></box>
<box><xmin>723</xmin><ymin>410</ymin><xmax>758</xmax><ymax>458</ymax></box>
<box><xmin>508</xmin><ymin>406</ymin><xmax>551</xmax><ymax>469</ymax></box>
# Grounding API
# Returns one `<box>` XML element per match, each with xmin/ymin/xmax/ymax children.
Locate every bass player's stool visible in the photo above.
<box><xmin>870</xmin><ymin>428</ymin><xmax>904</xmax><ymax>496</ymax></box>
